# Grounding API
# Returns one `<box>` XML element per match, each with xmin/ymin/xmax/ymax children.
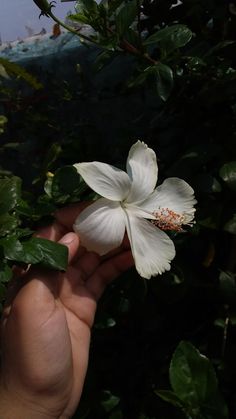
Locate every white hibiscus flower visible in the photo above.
<box><xmin>73</xmin><ymin>141</ymin><xmax>196</xmax><ymax>279</ymax></box>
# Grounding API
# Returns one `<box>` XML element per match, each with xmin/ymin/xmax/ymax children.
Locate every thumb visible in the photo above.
<box><xmin>58</xmin><ymin>232</ymin><xmax>80</xmax><ymax>264</ymax></box>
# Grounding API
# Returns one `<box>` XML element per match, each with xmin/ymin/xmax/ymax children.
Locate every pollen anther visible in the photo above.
<box><xmin>152</xmin><ymin>208</ymin><xmax>184</xmax><ymax>231</ymax></box>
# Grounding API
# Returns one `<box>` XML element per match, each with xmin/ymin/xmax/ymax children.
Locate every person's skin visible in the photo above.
<box><xmin>0</xmin><ymin>204</ymin><xmax>134</xmax><ymax>419</ymax></box>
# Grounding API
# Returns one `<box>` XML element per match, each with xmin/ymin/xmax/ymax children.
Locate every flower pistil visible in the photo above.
<box><xmin>152</xmin><ymin>208</ymin><xmax>187</xmax><ymax>232</ymax></box>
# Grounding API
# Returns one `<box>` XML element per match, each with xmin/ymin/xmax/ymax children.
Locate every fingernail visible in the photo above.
<box><xmin>60</xmin><ymin>232</ymin><xmax>76</xmax><ymax>245</ymax></box>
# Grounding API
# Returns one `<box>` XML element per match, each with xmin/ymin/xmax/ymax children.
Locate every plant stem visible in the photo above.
<box><xmin>49</xmin><ymin>11</ymin><xmax>157</xmax><ymax>65</ymax></box>
<box><xmin>49</xmin><ymin>12</ymin><xmax>101</xmax><ymax>46</ymax></box>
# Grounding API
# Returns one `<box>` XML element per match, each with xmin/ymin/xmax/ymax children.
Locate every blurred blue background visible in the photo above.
<box><xmin>0</xmin><ymin>0</ymin><xmax>73</xmax><ymax>42</ymax></box>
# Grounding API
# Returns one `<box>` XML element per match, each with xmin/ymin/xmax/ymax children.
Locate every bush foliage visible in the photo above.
<box><xmin>1</xmin><ymin>0</ymin><xmax>236</xmax><ymax>417</ymax></box>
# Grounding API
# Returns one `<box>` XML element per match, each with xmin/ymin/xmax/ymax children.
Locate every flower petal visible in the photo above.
<box><xmin>74</xmin><ymin>162</ymin><xmax>131</xmax><ymax>201</ymax></box>
<box><xmin>124</xmin><ymin>203</ymin><xmax>156</xmax><ymax>220</ymax></box>
<box><xmin>125</xmin><ymin>210</ymin><xmax>175</xmax><ymax>279</ymax></box>
<box><xmin>73</xmin><ymin>198</ymin><xmax>125</xmax><ymax>255</ymax></box>
<box><xmin>141</xmin><ymin>177</ymin><xmax>197</xmax><ymax>223</ymax></box>
<box><xmin>126</xmin><ymin>141</ymin><xmax>158</xmax><ymax>203</ymax></box>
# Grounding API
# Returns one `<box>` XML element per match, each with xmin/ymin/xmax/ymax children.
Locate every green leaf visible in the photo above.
<box><xmin>1</xmin><ymin>237</ymin><xmax>68</xmax><ymax>271</ymax></box>
<box><xmin>127</xmin><ymin>67</ymin><xmax>150</xmax><ymax>88</ymax></box>
<box><xmin>193</xmin><ymin>174</ymin><xmax>222</xmax><ymax>194</ymax></box>
<box><xmin>219</xmin><ymin>271</ymin><xmax>236</xmax><ymax>304</ymax></box>
<box><xmin>123</xmin><ymin>28</ymin><xmax>140</xmax><ymax>48</ymax></box>
<box><xmin>23</xmin><ymin>238</ymin><xmax>68</xmax><ymax>270</ymax></box>
<box><xmin>93</xmin><ymin>50</ymin><xmax>115</xmax><ymax>72</ymax></box>
<box><xmin>153</xmin><ymin>63</ymin><xmax>174</xmax><ymax>101</ymax></box>
<box><xmin>116</xmin><ymin>0</ymin><xmax>137</xmax><ymax>37</ymax></box>
<box><xmin>68</xmin><ymin>13</ymin><xmax>91</xmax><ymax>25</ymax></box>
<box><xmin>155</xmin><ymin>390</ymin><xmax>185</xmax><ymax>409</ymax></box>
<box><xmin>219</xmin><ymin>161</ymin><xmax>236</xmax><ymax>192</ymax></box>
<box><xmin>203</xmin><ymin>41</ymin><xmax>235</xmax><ymax>58</ymax></box>
<box><xmin>0</xmin><ymin>176</ymin><xmax>21</xmax><ymax>215</ymax></box>
<box><xmin>50</xmin><ymin>166</ymin><xmax>87</xmax><ymax>204</ymax></box>
<box><xmin>224</xmin><ymin>214</ymin><xmax>236</xmax><ymax>234</ymax></box>
<box><xmin>214</xmin><ymin>318</ymin><xmax>226</xmax><ymax>328</ymax></box>
<box><xmin>0</xmin><ymin>58</ymin><xmax>43</xmax><ymax>90</ymax></box>
<box><xmin>144</xmin><ymin>24</ymin><xmax>192</xmax><ymax>51</ymax></box>
<box><xmin>109</xmin><ymin>410</ymin><xmax>123</xmax><ymax>419</ymax></box>
<box><xmin>108</xmin><ymin>0</ymin><xmax>124</xmax><ymax>15</ymax></box>
<box><xmin>170</xmin><ymin>341</ymin><xmax>217</xmax><ymax>404</ymax></box>
<box><xmin>41</xmin><ymin>143</ymin><xmax>62</xmax><ymax>174</ymax></box>
<box><xmin>170</xmin><ymin>341</ymin><xmax>228</xmax><ymax>418</ymax></box>
<box><xmin>0</xmin><ymin>237</ymin><xmax>26</xmax><ymax>261</ymax></box>
<box><xmin>0</xmin><ymin>282</ymin><xmax>7</xmax><ymax>299</ymax></box>
<box><xmin>0</xmin><ymin>260</ymin><xmax>12</xmax><ymax>283</ymax></box>
<box><xmin>0</xmin><ymin>115</ymin><xmax>8</xmax><ymax>135</ymax></box>
<box><xmin>101</xmin><ymin>390</ymin><xmax>120</xmax><ymax>412</ymax></box>
<box><xmin>78</xmin><ymin>0</ymin><xmax>98</xmax><ymax>13</ymax></box>
<box><xmin>0</xmin><ymin>213</ymin><xmax>19</xmax><ymax>236</ymax></box>
<box><xmin>94</xmin><ymin>314</ymin><xmax>116</xmax><ymax>329</ymax></box>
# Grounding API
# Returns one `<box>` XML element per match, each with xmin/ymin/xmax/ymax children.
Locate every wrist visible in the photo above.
<box><xmin>0</xmin><ymin>384</ymin><xmax>58</xmax><ymax>419</ymax></box>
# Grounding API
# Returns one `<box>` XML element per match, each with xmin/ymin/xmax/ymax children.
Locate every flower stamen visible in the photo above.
<box><xmin>152</xmin><ymin>208</ymin><xmax>185</xmax><ymax>231</ymax></box>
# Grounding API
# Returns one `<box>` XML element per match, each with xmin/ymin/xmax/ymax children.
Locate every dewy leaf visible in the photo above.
<box><xmin>0</xmin><ymin>176</ymin><xmax>21</xmax><ymax>215</ymax></box>
<box><xmin>154</xmin><ymin>63</ymin><xmax>174</xmax><ymax>101</ymax></box>
<box><xmin>170</xmin><ymin>341</ymin><xmax>228</xmax><ymax>418</ymax></box>
<box><xmin>219</xmin><ymin>161</ymin><xmax>236</xmax><ymax>192</ymax></box>
<box><xmin>116</xmin><ymin>0</ymin><xmax>137</xmax><ymax>37</ymax></box>
<box><xmin>144</xmin><ymin>24</ymin><xmax>192</xmax><ymax>49</ymax></box>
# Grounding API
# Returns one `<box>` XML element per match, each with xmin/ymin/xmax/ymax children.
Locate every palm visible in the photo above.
<box><xmin>1</xmin><ymin>204</ymin><xmax>133</xmax><ymax>418</ymax></box>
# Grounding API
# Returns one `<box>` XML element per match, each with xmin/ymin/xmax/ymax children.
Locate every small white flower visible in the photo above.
<box><xmin>73</xmin><ymin>141</ymin><xmax>196</xmax><ymax>279</ymax></box>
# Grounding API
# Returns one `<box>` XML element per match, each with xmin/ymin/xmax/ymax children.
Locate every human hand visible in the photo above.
<box><xmin>0</xmin><ymin>204</ymin><xmax>134</xmax><ymax>419</ymax></box>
